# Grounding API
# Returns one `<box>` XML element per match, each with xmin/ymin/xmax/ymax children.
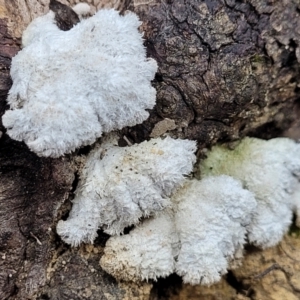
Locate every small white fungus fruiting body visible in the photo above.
<box><xmin>200</xmin><ymin>137</ymin><xmax>300</xmax><ymax>248</ymax></box>
<box><xmin>173</xmin><ymin>176</ymin><xmax>256</xmax><ymax>285</ymax></box>
<box><xmin>100</xmin><ymin>175</ymin><xmax>257</xmax><ymax>285</ymax></box>
<box><xmin>100</xmin><ymin>211</ymin><xmax>179</xmax><ymax>281</ymax></box>
<box><xmin>57</xmin><ymin>137</ymin><xmax>197</xmax><ymax>246</ymax></box>
<box><xmin>72</xmin><ymin>3</ymin><xmax>91</xmax><ymax>18</ymax></box>
<box><xmin>3</xmin><ymin>9</ymin><xmax>157</xmax><ymax>157</ymax></box>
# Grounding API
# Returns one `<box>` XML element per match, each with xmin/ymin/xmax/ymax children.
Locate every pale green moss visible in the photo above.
<box><xmin>199</xmin><ymin>137</ymin><xmax>300</xmax><ymax>248</ymax></box>
<box><xmin>200</xmin><ymin>137</ymin><xmax>267</xmax><ymax>179</ymax></box>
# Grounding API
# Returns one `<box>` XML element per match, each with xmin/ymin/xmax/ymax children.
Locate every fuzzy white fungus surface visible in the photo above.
<box><xmin>100</xmin><ymin>211</ymin><xmax>179</xmax><ymax>281</ymax></box>
<box><xmin>200</xmin><ymin>137</ymin><xmax>300</xmax><ymax>248</ymax></box>
<box><xmin>173</xmin><ymin>176</ymin><xmax>256</xmax><ymax>285</ymax></box>
<box><xmin>100</xmin><ymin>176</ymin><xmax>257</xmax><ymax>285</ymax></box>
<box><xmin>57</xmin><ymin>137</ymin><xmax>196</xmax><ymax>246</ymax></box>
<box><xmin>72</xmin><ymin>3</ymin><xmax>91</xmax><ymax>18</ymax></box>
<box><xmin>3</xmin><ymin>9</ymin><xmax>157</xmax><ymax>157</ymax></box>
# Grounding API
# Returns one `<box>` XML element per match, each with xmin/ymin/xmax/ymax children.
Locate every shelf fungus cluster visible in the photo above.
<box><xmin>57</xmin><ymin>136</ymin><xmax>197</xmax><ymax>245</ymax></box>
<box><xmin>3</xmin><ymin>4</ymin><xmax>300</xmax><ymax>287</ymax></box>
<box><xmin>59</xmin><ymin>136</ymin><xmax>300</xmax><ymax>285</ymax></box>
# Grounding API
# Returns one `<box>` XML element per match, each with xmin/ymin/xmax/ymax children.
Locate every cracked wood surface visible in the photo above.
<box><xmin>1</xmin><ymin>0</ymin><xmax>300</xmax><ymax>299</ymax></box>
<box><xmin>126</xmin><ymin>0</ymin><xmax>300</xmax><ymax>144</ymax></box>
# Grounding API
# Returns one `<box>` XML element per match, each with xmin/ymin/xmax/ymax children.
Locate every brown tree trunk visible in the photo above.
<box><xmin>1</xmin><ymin>1</ymin><xmax>300</xmax><ymax>299</ymax></box>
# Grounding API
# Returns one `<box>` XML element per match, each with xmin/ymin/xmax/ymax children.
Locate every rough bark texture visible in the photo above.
<box><xmin>127</xmin><ymin>0</ymin><xmax>300</xmax><ymax>144</ymax></box>
<box><xmin>1</xmin><ymin>0</ymin><xmax>300</xmax><ymax>299</ymax></box>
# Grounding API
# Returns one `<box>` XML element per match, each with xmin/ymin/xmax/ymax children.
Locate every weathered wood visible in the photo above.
<box><xmin>1</xmin><ymin>0</ymin><xmax>300</xmax><ymax>299</ymax></box>
<box><xmin>126</xmin><ymin>0</ymin><xmax>300</xmax><ymax>145</ymax></box>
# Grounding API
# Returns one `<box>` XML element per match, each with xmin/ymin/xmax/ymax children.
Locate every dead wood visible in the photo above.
<box><xmin>1</xmin><ymin>1</ymin><xmax>300</xmax><ymax>299</ymax></box>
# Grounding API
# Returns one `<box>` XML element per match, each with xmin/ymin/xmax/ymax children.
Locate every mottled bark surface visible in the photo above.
<box><xmin>1</xmin><ymin>0</ymin><xmax>300</xmax><ymax>299</ymax></box>
<box><xmin>0</xmin><ymin>137</ymin><xmax>75</xmax><ymax>300</ymax></box>
<box><xmin>126</xmin><ymin>0</ymin><xmax>300</xmax><ymax>145</ymax></box>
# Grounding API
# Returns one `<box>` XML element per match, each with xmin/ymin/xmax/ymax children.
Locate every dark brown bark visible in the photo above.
<box><xmin>126</xmin><ymin>0</ymin><xmax>300</xmax><ymax>145</ymax></box>
<box><xmin>1</xmin><ymin>0</ymin><xmax>300</xmax><ymax>299</ymax></box>
<box><xmin>50</xmin><ymin>0</ymin><xmax>80</xmax><ymax>30</ymax></box>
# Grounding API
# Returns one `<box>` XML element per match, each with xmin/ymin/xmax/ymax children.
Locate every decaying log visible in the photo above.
<box><xmin>1</xmin><ymin>0</ymin><xmax>300</xmax><ymax>299</ymax></box>
<box><xmin>127</xmin><ymin>0</ymin><xmax>300</xmax><ymax>144</ymax></box>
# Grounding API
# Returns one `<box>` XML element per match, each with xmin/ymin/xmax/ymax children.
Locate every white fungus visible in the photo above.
<box><xmin>56</xmin><ymin>134</ymin><xmax>300</xmax><ymax>284</ymax></box>
<box><xmin>3</xmin><ymin>9</ymin><xmax>157</xmax><ymax>157</ymax></box>
<box><xmin>99</xmin><ymin>137</ymin><xmax>300</xmax><ymax>285</ymax></box>
<box><xmin>200</xmin><ymin>137</ymin><xmax>300</xmax><ymax>248</ymax></box>
<box><xmin>173</xmin><ymin>176</ymin><xmax>256</xmax><ymax>285</ymax></box>
<box><xmin>72</xmin><ymin>3</ymin><xmax>91</xmax><ymax>18</ymax></box>
<box><xmin>100</xmin><ymin>175</ymin><xmax>257</xmax><ymax>285</ymax></box>
<box><xmin>57</xmin><ymin>137</ymin><xmax>197</xmax><ymax>246</ymax></box>
<box><xmin>100</xmin><ymin>211</ymin><xmax>179</xmax><ymax>281</ymax></box>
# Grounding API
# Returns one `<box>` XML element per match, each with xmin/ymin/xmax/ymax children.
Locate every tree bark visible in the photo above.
<box><xmin>1</xmin><ymin>0</ymin><xmax>300</xmax><ymax>299</ymax></box>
